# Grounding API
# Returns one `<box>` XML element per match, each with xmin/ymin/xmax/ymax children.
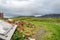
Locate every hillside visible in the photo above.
<box><xmin>41</xmin><ymin>14</ymin><xmax>60</xmax><ymax>18</ymax></box>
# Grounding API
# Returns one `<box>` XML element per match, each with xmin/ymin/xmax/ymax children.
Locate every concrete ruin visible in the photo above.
<box><xmin>0</xmin><ymin>13</ymin><xmax>3</xmax><ymax>19</ymax></box>
<box><xmin>0</xmin><ymin>20</ymin><xmax>17</xmax><ymax>40</ymax></box>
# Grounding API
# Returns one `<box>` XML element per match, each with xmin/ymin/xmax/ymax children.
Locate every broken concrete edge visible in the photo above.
<box><xmin>0</xmin><ymin>20</ymin><xmax>17</xmax><ymax>40</ymax></box>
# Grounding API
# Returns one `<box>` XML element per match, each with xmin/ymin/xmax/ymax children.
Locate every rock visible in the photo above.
<box><xmin>6</xmin><ymin>19</ymin><xmax>15</xmax><ymax>24</ymax></box>
<box><xmin>28</xmin><ymin>37</ymin><xmax>35</xmax><ymax>40</ymax></box>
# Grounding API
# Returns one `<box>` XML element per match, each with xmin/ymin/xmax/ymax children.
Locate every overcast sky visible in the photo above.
<box><xmin>0</xmin><ymin>0</ymin><xmax>60</xmax><ymax>18</ymax></box>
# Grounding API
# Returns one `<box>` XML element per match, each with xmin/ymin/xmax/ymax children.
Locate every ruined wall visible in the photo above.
<box><xmin>0</xmin><ymin>13</ymin><xmax>4</xmax><ymax>19</ymax></box>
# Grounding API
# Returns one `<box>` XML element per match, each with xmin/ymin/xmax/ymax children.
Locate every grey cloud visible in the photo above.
<box><xmin>0</xmin><ymin>0</ymin><xmax>60</xmax><ymax>18</ymax></box>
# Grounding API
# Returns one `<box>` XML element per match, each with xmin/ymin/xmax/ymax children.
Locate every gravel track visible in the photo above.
<box><xmin>33</xmin><ymin>27</ymin><xmax>47</xmax><ymax>40</ymax></box>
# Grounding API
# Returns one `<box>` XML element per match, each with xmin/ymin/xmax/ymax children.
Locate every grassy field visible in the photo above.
<box><xmin>12</xmin><ymin>17</ymin><xmax>60</xmax><ymax>40</ymax></box>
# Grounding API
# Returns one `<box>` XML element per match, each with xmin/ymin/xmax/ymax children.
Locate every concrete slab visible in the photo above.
<box><xmin>0</xmin><ymin>25</ymin><xmax>17</xmax><ymax>40</ymax></box>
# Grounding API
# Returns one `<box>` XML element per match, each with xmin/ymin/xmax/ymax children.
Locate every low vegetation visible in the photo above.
<box><xmin>12</xmin><ymin>17</ymin><xmax>60</xmax><ymax>40</ymax></box>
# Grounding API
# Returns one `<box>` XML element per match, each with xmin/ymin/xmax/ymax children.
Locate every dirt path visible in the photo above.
<box><xmin>33</xmin><ymin>27</ymin><xmax>47</xmax><ymax>40</ymax></box>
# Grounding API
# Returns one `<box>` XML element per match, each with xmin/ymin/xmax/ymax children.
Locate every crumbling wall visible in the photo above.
<box><xmin>0</xmin><ymin>13</ymin><xmax>3</xmax><ymax>19</ymax></box>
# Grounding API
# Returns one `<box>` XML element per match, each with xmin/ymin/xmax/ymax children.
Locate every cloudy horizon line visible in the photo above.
<box><xmin>0</xmin><ymin>0</ymin><xmax>60</xmax><ymax>18</ymax></box>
